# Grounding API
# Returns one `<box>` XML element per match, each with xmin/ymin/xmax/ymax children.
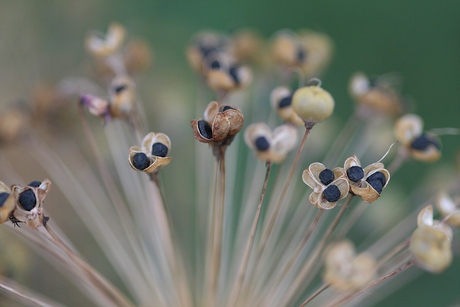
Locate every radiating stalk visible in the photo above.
<box><xmin>298</xmin><ymin>283</ymin><xmax>329</xmax><ymax>307</ymax></box>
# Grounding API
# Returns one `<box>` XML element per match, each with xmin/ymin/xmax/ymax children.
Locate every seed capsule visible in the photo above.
<box><xmin>151</xmin><ymin>143</ymin><xmax>168</xmax><ymax>157</ymax></box>
<box><xmin>323</xmin><ymin>185</ymin><xmax>341</xmax><ymax>202</ymax></box>
<box><xmin>198</xmin><ymin>120</ymin><xmax>213</xmax><ymax>139</ymax></box>
<box><xmin>18</xmin><ymin>190</ymin><xmax>36</xmax><ymax>211</ymax></box>
<box><xmin>132</xmin><ymin>152</ymin><xmax>150</xmax><ymax>170</ymax></box>
<box><xmin>347</xmin><ymin>166</ymin><xmax>364</xmax><ymax>182</ymax></box>
<box><xmin>411</xmin><ymin>134</ymin><xmax>439</xmax><ymax>150</ymax></box>
<box><xmin>319</xmin><ymin>168</ymin><xmax>335</xmax><ymax>185</ymax></box>
<box><xmin>255</xmin><ymin>136</ymin><xmax>270</xmax><ymax>151</ymax></box>
<box><xmin>292</xmin><ymin>85</ymin><xmax>334</xmax><ymax>127</ymax></box>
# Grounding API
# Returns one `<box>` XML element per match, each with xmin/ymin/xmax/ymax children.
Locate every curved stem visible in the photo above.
<box><xmin>299</xmin><ymin>283</ymin><xmax>329</xmax><ymax>307</ymax></box>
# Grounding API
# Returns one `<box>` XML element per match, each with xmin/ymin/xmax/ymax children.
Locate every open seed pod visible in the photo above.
<box><xmin>344</xmin><ymin>155</ymin><xmax>390</xmax><ymax>203</ymax></box>
<box><xmin>302</xmin><ymin>162</ymin><xmax>349</xmax><ymax>210</ymax></box>
<box><xmin>349</xmin><ymin>72</ymin><xmax>403</xmax><ymax>116</ymax></box>
<box><xmin>436</xmin><ymin>191</ymin><xmax>460</xmax><ymax>227</ymax></box>
<box><xmin>230</xmin><ymin>29</ymin><xmax>263</xmax><ymax>63</ymax></box>
<box><xmin>11</xmin><ymin>180</ymin><xmax>52</xmax><ymax>228</ymax></box>
<box><xmin>109</xmin><ymin>76</ymin><xmax>137</xmax><ymax>118</ymax></box>
<box><xmin>244</xmin><ymin>123</ymin><xmax>298</xmax><ymax>163</ymax></box>
<box><xmin>292</xmin><ymin>85</ymin><xmax>335</xmax><ymax>128</ymax></box>
<box><xmin>128</xmin><ymin>132</ymin><xmax>172</xmax><ymax>173</ymax></box>
<box><xmin>270</xmin><ymin>86</ymin><xmax>304</xmax><ymax>126</ymax></box>
<box><xmin>0</xmin><ymin>181</ymin><xmax>15</xmax><ymax>224</ymax></box>
<box><xmin>394</xmin><ymin>114</ymin><xmax>441</xmax><ymax>162</ymax></box>
<box><xmin>297</xmin><ymin>30</ymin><xmax>334</xmax><ymax>78</ymax></box>
<box><xmin>186</xmin><ymin>31</ymin><xmax>228</xmax><ymax>74</ymax></box>
<box><xmin>85</xmin><ymin>22</ymin><xmax>126</xmax><ymax>58</ymax></box>
<box><xmin>204</xmin><ymin>52</ymin><xmax>252</xmax><ymax>91</ymax></box>
<box><xmin>323</xmin><ymin>240</ymin><xmax>376</xmax><ymax>292</ymax></box>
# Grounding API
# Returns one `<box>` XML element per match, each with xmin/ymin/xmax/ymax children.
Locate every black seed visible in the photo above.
<box><xmin>114</xmin><ymin>85</ymin><xmax>127</xmax><ymax>94</ymax></box>
<box><xmin>323</xmin><ymin>185</ymin><xmax>341</xmax><ymax>202</ymax></box>
<box><xmin>0</xmin><ymin>193</ymin><xmax>9</xmax><ymax>208</ymax></box>
<box><xmin>28</xmin><ymin>181</ymin><xmax>41</xmax><ymax>188</ymax></box>
<box><xmin>367</xmin><ymin>171</ymin><xmax>386</xmax><ymax>186</ymax></box>
<box><xmin>278</xmin><ymin>96</ymin><xmax>292</xmax><ymax>108</ymax></box>
<box><xmin>198</xmin><ymin>120</ymin><xmax>213</xmax><ymax>139</ymax></box>
<box><xmin>347</xmin><ymin>166</ymin><xmax>364</xmax><ymax>182</ymax></box>
<box><xmin>210</xmin><ymin>60</ymin><xmax>221</xmax><ymax>69</ymax></box>
<box><xmin>367</xmin><ymin>179</ymin><xmax>383</xmax><ymax>194</ymax></box>
<box><xmin>132</xmin><ymin>152</ymin><xmax>150</xmax><ymax>170</ymax></box>
<box><xmin>319</xmin><ymin>168</ymin><xmax>335</xmax><ymax>185</ymax></box>
<box><xmin>297</xmin><ymin>46</ymin><xmax>306</xmax><ymax>62</ymax></box>
<box><xmin>229</xmin><ymin>66</ymin><xmax>240</xmax><ymax>85</ymax></box>
<box><xmin>151</xmin><ymin>142</ymin><xmax>168</xmax><ymax>157</ymax></box>
<box><xmin>19</xmin><ymin>190</ymin><xmax>36</xmax><ymax>211</ymax></box>
<box><xmin>411</xmin><ymin>133</ymin><xmax>439</xmax><ymax>150</ymax></box>
<box><xmin>222</xmin><ymin>106</ymin><xmax>234</xmax><ymax>112</ymax></box>
<box><xmin>255</xmin><ymin>136</ymin><xmax>270</xmax><ymax>151</ymax></box>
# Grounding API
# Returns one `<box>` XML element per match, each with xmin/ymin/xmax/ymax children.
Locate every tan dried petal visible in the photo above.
<box><xmin>436</xmin><ymin>192</ymin><xmax>460</xmax><ymax>227</ymax></box>
<box><xmin>244</xmin><ymin>122</ymin><xmax>272</xmax><ymax>151</ymax></box>
<box><xmin>344</xmin><ymin>155</ymin><xmax>361</xmax><ymax>171</ymax></box>
<box><xmin>302</xmin><ymin>162</ymin><xmax>327</xmax><ymax>191</ymax></box>
<box><xmin>204</xmin><ymin>101</ymin><xmax>220</xmax><ymax>123</ymax></box>
<box><xmin>394</xmin><ymin>114</ymin><xmax>423</xmax><ymax>146</ymax></box>
<box><xmin>141</xmin><ymin>132</ymin><xmax>171</xmax><ymax>155</ymax></box>
<box><xmin>191</xmin><ymin>119</ymin><xmax>214</xmax><ymax>143</ymax></box>
<box><xmin>85</xmin><ymin>22</ymin><xmax>126</xmax><ymax>57</ymax></box>
<box><xmin>0</xmin><ymin>181</ymin><xmax>11</xmax><ymax>194</ymax></box>
<box><xmin>309</xmin><ymin>191</ymin><xmax>321</xmax><ymax>208</ymax></box>
<box><xmin>417</xmin><ymin>205</ymin><xmax>434</xmax><ymax>227</ymax></box>
<box><xmin>206</xmin><ymin>70</ymin><xmax>236</xmax><ymax>91</ymax></box>
<box><xmin>432</xmin><ymin>221</ymin><xmax>453</xmax><ymax>242</ymax></box>
<box><xmin>212</xmin><ymin>113</ymin><xmax>231</xmax><ymax>141</ymax></box>
<box><xmin>270</xmin><ymin>124</ymin><xmax>298</xmax><ymax>156</ymax></box>
<box><xmin>350</xmin><ymin>181</ymin><xmax>380</xmax><ymax>203</ymax></box>
<box><xmin>222</xmin><ymin>107</ymin><xmax>244</xmax><ymax>135</ymax></box>
<box><xmin>128</xmin><ymin>149</ymin><xmax>156</xmax><ymax>173</ymax></box>
<box><xmin>317</xmin><ymin>178</ymin><xmax>349</xmax><ymax>210</ymax></box>
<box><xmin>409</xmin><ymin>144</ymin><xmax>441</xmax><ymax>162</ymax></box>
<box><xmin>410</xmin><ymin>226</ymin><xmax>452</xmax><ymax>273</ymax></box>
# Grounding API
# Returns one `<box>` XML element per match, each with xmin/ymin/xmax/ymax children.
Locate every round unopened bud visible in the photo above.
<box><xmin>292</xmin><ymin>86</ymin><xmax>334</xmax><ymax>128</ymax></box>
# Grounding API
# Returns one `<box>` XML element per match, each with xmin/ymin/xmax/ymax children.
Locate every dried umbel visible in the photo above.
<box><xmin>0</xmin><ymin>182</ymin><xmax>16</xmax><ymax>224</ymax></box>
<box><xmin>128</xmin><ymin>132</ymin><xmax>172</xmax><ymax>173</ymax></box>
<box><xmin>191</xmin><ymin>101</ymin><xmax>244</xmax><ymax>156</ymax></box>
<box><xmin>204</xmin><ymin>52</ymin><xmax>252</xmax><ymax>92</ymax></box>
<box><xmin>343</xmin><ymin>155</ymin><xmax>390</xmax><ymax>203</ymax></box>
<box><xmin>302</xmin><ymin>162</ymin><xmax>349</xmax><ymax>209</ymax></box>
<box><xmin>349</xmin><ymin>72</ymin><xmax>403</xmax><ymax>116</ymax></box>
<box><xmin>323</xmin><ymin>240</ymin><xmax>376</xmax><ymax>292</ymax></box>
<box><xmin>244</xmin><ymin>123</ymin><xmax>298</xmax><ymax>163</ymax></box>
<box><xmin>394</xmin><ymin>114</ymin><xmax>441</xmax><ymax>162</ymax></box>
<box><xmin>85</xmin><ymin>22</ymin><xmax>126</xmax><ymax>58</ymax></box>
<box><xmin>270</xmin><ymin>86</ymin><xmax>304</xmax><ymax>126</ymax></box>
<box><xmin>11</xmin><ymin>180</ymin><xmax>52</xmax><ymax>228</ymax></box>
<box><xmin>292</xmin><ymin>85</ymin><xmax>335</xmax><ymax>129</ymax></box>
<box><xmin>410</xmin><ymin>206</ymin><xmax>453</xmax><ymax>273</ymax></box>
<box><xmin>436</xmin><ymin>191</ymin><xmax>460</xmax><ymax>227</ymax></box>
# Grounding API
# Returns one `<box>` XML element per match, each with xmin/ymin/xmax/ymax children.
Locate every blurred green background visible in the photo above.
<box><xmin>0</xmin><ymin>0</ymin><xmax>459</xmax><ymax>306</ymax></box>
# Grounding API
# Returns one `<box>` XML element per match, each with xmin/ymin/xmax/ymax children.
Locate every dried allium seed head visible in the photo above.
<box><xmin>85</xmin><ymin>22</ymin><xmax>126</xmax><ymax>57</ymax></box>
<box><xmin>244</xmin><ymin>123</ymin><xmax>297</xmax><ymax>163</ymax></box>
<box><xmin>323</xmin><ymin>240</ymin><xmax>376</xmax><ymax>292</ymax></box>
<box><xmin>292</xmin><ymin>85</ymin><xmax>334</xmax><ymax>128</ymax></box>
<box><xmin>270</xmin><ymin>86</ymin><xmax>304</xmax><ymax>126</ymax></box>
<box><xmin>109</xmin><ymin>76</ymin><xmax>136</xmax><ymax>118</ymax></box>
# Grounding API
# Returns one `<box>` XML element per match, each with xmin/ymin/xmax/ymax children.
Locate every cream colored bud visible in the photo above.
<box><xmin>292</xmin><ymin>86</ymin><xmax>334</xmax><ymax>128</ymax></box>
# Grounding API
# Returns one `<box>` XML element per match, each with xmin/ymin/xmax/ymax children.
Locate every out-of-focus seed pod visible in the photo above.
<box><xmin>85</xmin><ymin>22</ymin><xmax>126</xmax><ymax>58</ymax></box>
<box><xmin>292</xmin><ymin>85</ymin><xmax>334</xmax><ymax>129</ymax></box>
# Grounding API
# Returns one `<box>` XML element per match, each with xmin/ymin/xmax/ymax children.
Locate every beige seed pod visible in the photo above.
<box><xmin>0</xmin><ymin>182</ymin><xmax>15</xmax><ymax>224</ymax></box>
<box><xmin>297</xmin><ymin>30</ymin><xmax>334</xmax><ymax>78</ymax></box>
<box><xmin>436</xmin><ymin>192</ymin><xmax>460</xmax><ymax>227</ymax></box>
<box><xmin>124</xmin><ymin>39</ymin><xmax>153</xmax><ymax>74</ymax></box>
<box><xmin>270</xmin><ymin>30</ymin><xmax>300</xmax><ymax>67</ymax></box>
<box><xmin>109</xmin><ymin>75</ymin><xmax>137</xmax><ymax>118</ymax></box>
<box><xmin>270</xmin><ymin>86</ymin><xmax>304</xmax><ymax>126</ymax></box>
<box><xmin>12</xmin><ymin>180</ymin><xmax>51</xmax><ymax>228</ymax></box>
<box><xmin>231</xmin><ymin>29</ymin><xmax>263</xmax><ymax>63</ymax></box>
<box><xmin>85</xmin><ymin>22</ymin><xmax>126</xmax><ymax>57</ymax></box>
<box><xmin>323</xmin><ymin>240</ymin><xmax>376</xmax><ymax>292</ymax></box>
<box><xmin>292</xmin><ymin>85</ymin><xmax>335</xmax><ymax>128</ymax></box>
<box><xmin>129</xmin><ymin>132</ymin><xmax>172</xmax><ymax>173</ymax></box>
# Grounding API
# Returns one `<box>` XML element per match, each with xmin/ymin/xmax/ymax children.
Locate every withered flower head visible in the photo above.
<box><xmin>128</xmin><ymin>132</ymin><xmax>172</xmax><ymax>173</ymax></box>
<box><xmin>394</xmin><ymin>114</ymin><xmax>441</xmax><ymax>162</ymax></box>
<box><xmin>302</xmin><ymin>162</ymin><xmax>349</xmax><ymax>210</ymax></box>
<box><xmin>0</xmin><ymin>181</ymin><xmax>16</xmax><ymax>224</ymax></box>
<box><xmin>204</xmin><ymin>52</ymin><xmax>252</xmax><ymax>92</ymax></box>
<box><xmin>270</xmin><ymin>86</ymin><xmax>304</xmax><ymax>126</ymax></box>
<box><xmin>244</xmin><ymin>123</ymin><xmax>297</xmax><ymax>163</ymax></box>
<box><xmin>323</xmin><ymin>240</ymin><xmax>376</xmax><ymax>292</ymax></box>
<box><xmin>291</xmin><ymin>85</ymin><xmax>335</xmax><ymax>129</ymax></box>
<box><xmin>436</xmin><ymin>191</ymin><xmax>460</xmax><ymax>227</ymax></box>
<box><xmin>343</xmin><ymin>155</ymin><xmax>390</xmax><ymax>203</ymax></box>
<box><xmin>349</xmin><ymin>72</ymin><xmax>403</xmax><ymax>116</ymax></box>
<box><xmin>191</xmin><ymin>101</ymin><xmax>244</xmax><ymax>152</ymax></box>
<box><xmin>12</xmin><ymin>180</ymin><xmax>52</xmax><ymax>228</ymax></box>
<box><xmin>85</xmin><ymin>22</ymin><xmax>126</xmax><ymax>58</ymax></box>
<box><xmin>410</xmin><ymin>205</ymin><xmax>453</xmax><ymax>273</ymax></box>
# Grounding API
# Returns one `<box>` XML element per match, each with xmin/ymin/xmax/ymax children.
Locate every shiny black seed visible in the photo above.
<box><xmin>132</xmin><ymin>153</ymin><xmax>150</xmax><ymax>170</ymax></box>
<box><xmin>210</xmin><ymin>60</ymin><xmax>221</xmax><ymax>69</ymax></box>
<box><xmin>367</xmin><ymin>179</ymin><xmax>383</xmax><ymax>194</ymax></box>
<box><xmin>347</xmin><ymin>166</ymin><xmax>364</xmax><ymax>182</ymax></box>
<box><xmin>297</xmin><ymin>46</ymin><xmax>306</xmax><ymax>62</ymax></box>
<box><xmin>19</xmin><ymin>190</ymin><xmax>36</xmax><ymax>211</ymax></box>
<box><xmin>367</xmin><ymin>171</ymin><xmax>386</xmax><ymax>186</ymax></box>
<box><xmin>114</xmin><ymin>85</ymin><xmax>127</xmax><ymax>94</ymax></box>
<box><xmin>319</xmin><ymin>168</ymin><xmax>335</xmax><ymax>185</ymax></box>
<box><xmin>411</xmin><ymin>134</ymin><xmax>439</xmax><ymax>150</ymax></box>
<box><xmin>28</xmin><ymin>181</ymin><xmax>41</xmax><ymax>188</ymax></box>
<box><xmin>323</xmin><ymin>185</ymin><xmax>341</xmax><ymax>202</ymax></box>
<box><xmin>151</xmin><ymin>142</ymin><xmax>168</xmax><ymax>157</ymax></box>
<box><xmin>278</xmin><ymin>96</ymin><xmax>292</xmax><ymax>108</ymax></box>
<box><xmin>0</xmin><ymin>193</ymin><xmax>9</xmax><ymax>208</ymax></box>
<box><xmin>229</xmin><ymin>66</ymin><xmax>240</xmax><ymax>85</ymax></box>
<box><xmin>255</xmin><ymin>136</ymin><xmax>270</xmax><ymax>151</ymax></box>
<box><xmin>222</xmin><ymin>106</ymin><xmax>234</xmax><ymax>112</ymax></box>
<box><xmin>198</xmin><ymin>121</ymin><xmax>213</xmax><ymax>139</ymax></box>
